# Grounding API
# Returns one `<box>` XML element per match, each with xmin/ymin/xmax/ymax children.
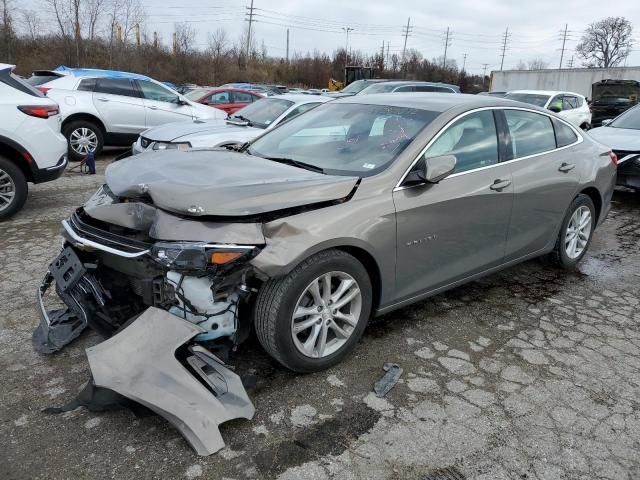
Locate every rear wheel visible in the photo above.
<box><xmin>254</xmin><ymin>249</ymin><xmax>372</xmax><ymax>372</ymax></box>
<box><xmin>64</xmin><ymin>120</ymin><xmax>104</xmax><ymax>161</ymax></box>
<box><xmin>0</xmin><ymin>156</ymin><xmax>28</xmax><ymax>220</ymax></box>
<box><xmin>548</xmin><ymin>194</ymin><xmax>595</xmax><ymax>269</ymax></box>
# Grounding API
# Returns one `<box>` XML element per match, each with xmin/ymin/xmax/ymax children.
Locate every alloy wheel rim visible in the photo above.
<box><xmin>565</xmin><ymin>205</ymin><xmax>592</xmax><ymax>259</ymax></box>
<box><xmin>69</xmin><ymin>128</ymin><xmax>98</xmax><ymax>155</ymax></box>
<box><xmin>0</xmin><ymin>168</ymin><xmax>16</xmax><ymax>212</ymax></box>
<box><xmin>291</xmin><ymin>271</ymin><xmax>362</xmax><ymax>359</ymax></box>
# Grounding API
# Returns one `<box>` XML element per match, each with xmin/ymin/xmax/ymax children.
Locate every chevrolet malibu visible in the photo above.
<box><xmin>37</xmin><ymin>94</ymin><xmax>616</xmax><ymax>375</ymax></box>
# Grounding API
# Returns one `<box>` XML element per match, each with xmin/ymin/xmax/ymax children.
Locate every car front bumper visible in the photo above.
<box><xmin>616</xmin><ymin>154</ymin><xmax>640</xmax><ymax>190</ymax></box>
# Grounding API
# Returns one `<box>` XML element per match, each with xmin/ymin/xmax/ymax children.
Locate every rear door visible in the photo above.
<box><xmin>136</xmin><ymin>79</ymin><xmax>195</xmax><ymax>127</ymax></box>
<box><xmin>92</xmin><ymin>78</ymin><xmax>145</xmax><ymax>133</ymax></box>
<box><xmin>393</xmin><ymin>109</ymin><xmax>514</xmax><ymax>300</ymax></box>
<box><xmin>502</xmin><ymin>109</ymin><xmax>582</xmax><ymax>260</ymax></box>
<box><xmin>230</xmin><ymin>90</ymin><xmax>259</xmax><ymax>114</ymax></box>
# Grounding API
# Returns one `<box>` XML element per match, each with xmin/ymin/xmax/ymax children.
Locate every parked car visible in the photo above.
<box><xmin>26</xmin><ymin>66</ymin><xmax>153</xmax><ymax>88</ymax></box>
<box><xmin>36</xmin><ymin>72</ymin><xmax>226</xmax><ymax>160</ymax></box>
<box><xmin>589</xmin><ymin>104</ymin><xmax>640</xmax><ymax>190</ymax></box>
<box><xmin>503</xmin><ymin>90</ymin><xmax>592</xmax><ymax>129</ymax></box>
<box><xmin>590</xmin><ymin>79</ymin><xmax>640</xmax><ymax>127</ymax></box>
<box><xmin>131</xmin><ymin>94</ymin><xmax>330</xmax><ymax>154</ymax></box>
<box><xmin>323</xmin><ymin>79</ymin><xmax>390</xmax><ymax>98</ymax></box>
<box><xmin>358</xmin><ymin>80</ymin><xmax>460</xmax><ymax>95</ymax></box>
<box><xmin>0</xmin><ymin>64</ymin><xmax>67</xmax><ymax>219</ymax></box>
<box><xmin>478</xmin><ymin>91</ymin><xmax>507</xmax><ymax>97</ymax></box>
<box><xmin>184</xmin><ymin>87</ymin><xmax>263</xmax><ymax>115</ymax></box>
<box><xmin>40</xmin><ymin>93</ymin><xmax>615</xmax><ymax>386</ymax></box>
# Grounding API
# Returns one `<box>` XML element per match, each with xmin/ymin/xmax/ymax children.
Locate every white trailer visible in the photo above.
<box><xmin>491</xmin><ymin>67</ymin><xmax>640</xmax><ymax>98</ymax></box>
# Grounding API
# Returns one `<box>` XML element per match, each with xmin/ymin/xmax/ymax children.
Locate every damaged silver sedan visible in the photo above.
<box><xmin>35</xmin><ymin>94</ymin><xmax>616</xmax><ymax>454</ymax></box>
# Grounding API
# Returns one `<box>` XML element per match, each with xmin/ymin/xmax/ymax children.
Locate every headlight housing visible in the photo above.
<box><xmin>151</xmin><ymin>242</ymin><xmax>255</xmax><ymax>271</ymax></box>
<box><xmin>152</xmin><ymin>141</ymin><xmax>191</xmax><ymax>151</ymax></box>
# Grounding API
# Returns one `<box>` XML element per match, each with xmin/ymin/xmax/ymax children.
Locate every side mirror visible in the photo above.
<box><xmin>406</xmin><ymin>155</ymin><xmax>457</xmax><ymax>185</ymax></box>
<box><xmin>176</xmin><ymin>97</ymin><xmax>189</xmax><ymax>106</ymax></box>
<box><xmin>601</xmin><ymin>119</ymin><xmax>612</xmax><ymax>126</ymax></box>
<box><xmin>548</xmin><ymin>105</ymin><xmax>562</xmax><ymax>113</ymax></box>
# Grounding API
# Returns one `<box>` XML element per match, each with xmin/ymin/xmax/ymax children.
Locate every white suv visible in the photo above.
<box><xmin>503</xmin><ymin>90</ymin><xmax>592</xmax><ymax>129</ymax></box>
<box><xmin>0</xmin><ymin>64</ymin><xmax>68</xmax><ymax>219</ymax></box>
<box><xmin>35</xmin><ymin>70</ymin><xmax>226</xmax><ymax>160</ymax></box>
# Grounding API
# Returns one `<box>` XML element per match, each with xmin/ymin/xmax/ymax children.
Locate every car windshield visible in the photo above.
<box><xmin>230</xmin><ymin>98</ymin><xmax>294</xmax><ymax>128</ymax></box>
<box><xmin>184</xmin><ymin>88</ymin><xmax>211</xmax><ymax>101</ymax></box>
<box><xmin>504</xmin><ymin>93</ymin><xmax>551</xmax><ymax>107</ymax></box>
<box><xmin>359</xmin><ymin>83</ymin><xmax>399</xmax><ymax>94</ymax></box>
<box><xmin>248</xmin><ymin>102</ymin><xmax>439</xmax><ymax>176</ymax></box>
<box><xmin>341</xmin><ymin>81</ymin><xmax>376</xmax><ymax>94</ymax></box>
<box><xmin>609</xmin><ymin>106</ymin><xmax>640</xmax><ymax>130</ymax></box>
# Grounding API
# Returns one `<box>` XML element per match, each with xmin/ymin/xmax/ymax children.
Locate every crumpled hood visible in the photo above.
<box><xmin>589</xmin><ymin>127</ymin><xmax>640</xmax><ymax>152</ymax></box>
<box><xmin>143</xmin><ymin>119</ymin><xmax>230</xmax><ymax>142</ymax></box>
<box><xmin>105</xmin><ymin>149</ymin><xmax>359</xmax><ymax>217</ymax></box>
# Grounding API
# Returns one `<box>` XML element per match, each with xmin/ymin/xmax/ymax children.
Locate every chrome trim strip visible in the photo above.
<box><xmin>394</xmin><ymin>106</ymin><xmax>584</xmax><ymax>190</ymax></box>
<box><xmin>62</xmin><ymin>219</ymin><xmax>150</xmax><ymax>258</ymax></box>
<box><xmin>204</xmin><ymin>244</ymin><xmax>255</xmax><ymax>250</ymax></box>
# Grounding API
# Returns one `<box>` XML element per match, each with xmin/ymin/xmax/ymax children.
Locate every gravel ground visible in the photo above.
<box><xmin>1</xmin><ymin>153</ymin><xmax>639</xmax><ymax>480</ymax></box>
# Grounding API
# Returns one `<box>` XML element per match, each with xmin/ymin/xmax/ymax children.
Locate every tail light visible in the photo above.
<box><xmin>37</xmin><ymin>87</ymin><xmax>50</xmax><ymax>95</ymax></box>
<box><xmin>17</xmin><ymin>105</ymin><xmax>60</xmax><ymax>119</ymax></box>
<box><xmin>609</xmin><ymin>152</ymin><xmax>618</xmax><ymax>166</ymax></box>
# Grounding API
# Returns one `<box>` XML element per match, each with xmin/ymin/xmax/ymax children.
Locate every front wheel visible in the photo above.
<box><xmin>254</xmin><ymin>249</ymin><xmax>372</xmax><ymax>372</ymax></box>
<box><xmin>548</xmin><ymin>194</ymin><xmax>596</xmax><ymax>269</ymax></box>
<box><xmin>0</xmin><ymin>156</ymin><xmax>28</xmax><ymax>220</ymax></box>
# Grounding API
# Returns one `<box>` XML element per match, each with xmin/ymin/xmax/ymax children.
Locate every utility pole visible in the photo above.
<box><xmin>286</xmin><ymin>28</ymin><xmax>289</xmax><ymax>62</ymax></box>
<box><xmin>342</xmin><ymin>26</ymin><xmax>354</xmax><ymax>64</ymax></box>
<box><xmin>559</xmin><ymin>23</ymin><xmax>568</xmax><ymax>70</ymax></box>
<box><xmin>442</xmin><ymin>27</ymin><xmax>451</xmax><ymax>69</ymax></box>
<box><xmin>135</xmin><ymin>23</ymin><xmax>140</xmax><ymax>47</ymax></box>
<box><xmin>381</xmin><ymin>41</ymin><xmax>385</xmax><ymax>70</ymax></box>
<box><xmin>461</xmin><ymin>53</ymin><xmax>468</xmax><ymax>72</ymax></box>
<box><xmin>499</xmin><ymin>27</ymin><xmax>509</xmax><ymax>71</ymax></box>
<box><xmin>172</xmin><ymin>31</ymin><xmax>177</xmax><ymax>54</ymax></box>
<box><xmin>386</xmin><ymin>42</ymin><xmax>390</xmax><ymax>67</ymax></box>
<box><xmin>482</xmin><ymin>63</ymin><xmax>489</xmax><ymax>89</ymax></box>
<box><xmin>401</xmin><ymin>17</ymin><xmax>411</xmax><ymax>67</ymax></box>
<box><xmin>245</xmin><ymin>0</ymin><xmax>255</xmax><ymax>58</ymax></box>
<box><xmin>153</xmin><ymin>31</ymin><xmax>158</xmax><ymax>49</ymax></box>
<box><xmin>567</xmin><ymin>56</ymin><xmax>574</xmax><ymax>68</ymax></box>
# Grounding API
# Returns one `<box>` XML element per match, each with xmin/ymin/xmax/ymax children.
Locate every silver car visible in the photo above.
<box><xmin>36</xmin><ymin>93</ymin><xmax>616</xmax><ymax>454</ymax></box>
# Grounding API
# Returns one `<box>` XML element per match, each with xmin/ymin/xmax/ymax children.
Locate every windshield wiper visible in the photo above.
<box><xmin>227</xmin><ymin>114</ymin><xmax>253</xmax><ymax>127</ymax></box>
<box><xmin>263</xmin><ymin>156</ymin><xmax>325</xmax><ymax>174</ymax></box>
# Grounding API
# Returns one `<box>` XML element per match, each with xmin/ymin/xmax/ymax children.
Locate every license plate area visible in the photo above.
<box><xmin>49</xmin><ymin>247</ymin><xmax>86</xmax><ymax>292</ymax></box>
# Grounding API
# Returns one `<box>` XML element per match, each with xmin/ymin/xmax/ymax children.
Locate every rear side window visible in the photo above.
<box><xmin>95</xmin><ymin>78</ymin><xmax>139</xmax><ymax>97</ymax></box>
<box><xmin>563</xmin><ymin>96</ymin><xmax>578</xmax><ymax>110</ymax></box>
<box><xmin>0</xmin><ymin>70</ymin><xmax>45</xmax><ymax>97</ymax></box>
<box><xmin>505</xmin><ymin>110</ymin><xmax>556</xmax><ymax>158</ymax></box>
<box><xmin>210</xmin><ymin>91</ymin><xmax>231</xmax><ymax>104</ymax></box>
<box><xmin>425</xmin><ymin>110</ymin><xmax>499</xmax><ymax>174</ymax></box>
<box><xmin>77</xmin><ymin>78</ymin><xmax>96</xmax><ymax>92</ymax></box>
<box><xmin>553</xmin><ymin>119</ymin><xmax>578</xmax><ymax>147</ymax></box>
<box><xmin>26</xmin><ymin>74</ymin><xmax>61</xmax><ymax>86</ymax></box>
<box><xmin>233</xmin><ymin>91</ymin><xmax>257</xmax><ymax>103</ymax></box>
<box><xmin>415</xmin><ymin>85</ymin><xmax>454</xmax><ymax>93</ymax></box>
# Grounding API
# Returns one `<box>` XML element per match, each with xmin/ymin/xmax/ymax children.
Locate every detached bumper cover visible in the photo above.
<box><xmin>616</xmin><ymin>155</ymin><xmax>640</xmax><ymax>189</ymax></box>
<box><xmin>86</xmin><ymin>307</ymin><xmax>255</xmax><ymax>456</ymax></box>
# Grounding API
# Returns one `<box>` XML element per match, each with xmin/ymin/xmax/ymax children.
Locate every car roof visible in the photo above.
<box><xmin>334</xmin><ymin>92</ymin><xmax>538</xmax><ymax>113</ymax></box>
<box><xmin>0</xmin><ymin>63</ymin><xmax>14</xmax><ymax>73</ymax></box>
<box><xmin>371</xmin><ymin>80</ymin><xmax>458</xmax><ymax>88</ymax></box>
<box><xmin>508</xmin><ymin>90</ymin><xmax>585</xmax><ymax>98</ymax></box>
<box><xmin>274</xmin><ymin>93</ymin><xmax>332</xmax><ymax>104</ymax></box>
<box><xmin>48</xmin><ymin>66</ymin><xmax>152</xmax><ymax>81</ymax></box>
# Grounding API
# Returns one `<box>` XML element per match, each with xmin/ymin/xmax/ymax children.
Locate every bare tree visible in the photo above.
<box><xmin>45</xmin><ymin>0</ymin><xmax>71</xmax><ymax>37</ymax></box>
<box><xmin>576</xmin><ymin>17</ymin><xmax>634</xmax><ymax>68</ymax></box>
<box><xmin>174</xmin><ymin>22</ymin><xmax>195</xmax><ymax>54</ymax></box>
<box><xmin>20</xmin><ymin>9</ymin><xmax>41</xmax><ymax>41</ymax></box>
<box><xmin>2</xmin><ymin>0</ymin><xmax>14</xmax><ymax>60</ymax></box>
<box><xmin>85</xmin><ymin>0</ymin><xmax>105</xmax><ymax>41</ymax></box>
<box><xmin>515</xmin><ymin>60</ymin><xmax>527</xmax><ymax>70</ymax></box>
<box><xmin>528</xmin><ymin>58</ymin><xmax>548</xmax><ymax>70</ymax></box>
<box><xmin>208</xmin><ymin>28</ymin><xmax>228</xmax><ymax>84</ymax></box>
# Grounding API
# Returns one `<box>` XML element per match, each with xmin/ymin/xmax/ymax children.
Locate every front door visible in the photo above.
<box><xmin>136</xmin><ymin>80</ymin><xmax>195</xmax><ymax>127</ymax></box>
<box><xmin>393</xmin><ymin>110</ymin><xmax>514</xmax><ymax>301</ymax></box>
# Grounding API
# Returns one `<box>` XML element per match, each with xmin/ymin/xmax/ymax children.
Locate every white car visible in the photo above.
<box><xmin>0</xmin><ymin>64</ymin><xmax>68</xmax><ymax>219</ymax></box>
<box><xmin>132</xmin><ymin>94</ymin><xmax>330</xmax><ymax>154</ymax></box>
<box><xmin>34</xmin><ymin>70</ymin><xmax>226</xmax><ymax>160</ymax></box>
<box><xmin>503</xmin><ymin>90</ymin><xmax>592</xmax><ymax>129</ymax></box>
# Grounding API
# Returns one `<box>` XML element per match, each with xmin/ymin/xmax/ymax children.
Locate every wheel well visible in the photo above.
<box><xmin>0</xmin><ymin>142</ymin><xmax>33</xmax><ymax>182</ymax></box>
<box><xmin>580</xmin><ymin>187</ymin><xmax>602</xmax><ymax>222</ymax></box>
<box><xmin>62</xmin><ymin>113</ymin><xmax>106</xmax><ymax>136</ymax></box>
<box><xmin>336</xmin><ymin>246</ymin><xmax>382</xmax><ymax>311</ymax></box>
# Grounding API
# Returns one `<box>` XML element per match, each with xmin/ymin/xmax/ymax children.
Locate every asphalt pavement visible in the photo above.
<box><xmin>1</xmin><ymin>153</ymin><xmax>639</xmax><ymax>480</ymax></box>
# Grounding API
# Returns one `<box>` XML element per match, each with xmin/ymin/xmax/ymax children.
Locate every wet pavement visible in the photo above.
<box><xmin>1</xmin><ymin>154</ymin><xmax>639</xmax><ymax>480</ymax></box>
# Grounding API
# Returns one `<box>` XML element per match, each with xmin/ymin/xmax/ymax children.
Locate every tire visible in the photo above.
<box><xmin>0</xmin><ymin>156</ymin><xmax>28</xmax><ymax>220</ymax></box>
<box><xmin>254</xmin><ymin>249</ymin><xmax>372</xmax><ymax>372</ymax></box>
<box><xmin>63</xmin><ymin>120</ymin><xmax>104</xmax><ymax>162</ymax></box>
<box><xmin>547</xmin><ymin>194</ymin><xmax>596</xmax><ymax>269</ymax></box>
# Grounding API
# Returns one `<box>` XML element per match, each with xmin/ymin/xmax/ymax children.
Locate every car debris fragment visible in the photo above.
<box><xmin>374</xmin><ymin>362</ymin><xmax>403</xmax><ymax>397</ymax></box>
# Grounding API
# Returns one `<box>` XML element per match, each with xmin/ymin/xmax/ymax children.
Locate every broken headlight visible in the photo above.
<box><xmin>151</xmin><ymin>242</ymin><xmax>255</xmax><ymax>271</ymax></box>
<box><xmin>152</xmin><ymin>141</ymin><xmax>191</xmax><ymax>151</ymax></box>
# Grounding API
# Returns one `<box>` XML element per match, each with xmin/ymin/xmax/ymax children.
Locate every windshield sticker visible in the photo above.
<box><xmin>362</xmin><ymin>163</ymin><xmax>376</xmax><ymax>169</ymax></box>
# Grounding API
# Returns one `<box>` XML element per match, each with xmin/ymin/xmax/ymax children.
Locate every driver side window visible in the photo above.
<box><xmin>424</xmin><ymin>110</ymin><xmax>499</xmax><ymax>174</ymax></box>
<box><xmin>137</xmin><ymin>80</ymin><xmax>179</xmax><ymax>103</ymax></box>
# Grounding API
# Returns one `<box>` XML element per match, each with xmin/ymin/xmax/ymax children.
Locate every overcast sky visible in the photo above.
<box><xmin>24</xmin><ymin>0</ymin><xmax>640</xmax><ymax>74</ymax></box>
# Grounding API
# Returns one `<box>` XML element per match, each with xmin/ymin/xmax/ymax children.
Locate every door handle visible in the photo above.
<box><xmin>96</xmin><ymin>97</ymin><xmax>109</xmax><ymax>102</ymax></box>
<box><xmin>490</xmin><ymin>179</ymin><xmax>511</xmax><ymax>191</ymax></box>
<box><xmin>148</xmin><ymin>105</ymin><xmax>158</xmax><ymax>110</ymax></box>
<box><xmin>558</xmin><ymin>162</ymin><xmax>575</xmax><ymax>173</ymax></box>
